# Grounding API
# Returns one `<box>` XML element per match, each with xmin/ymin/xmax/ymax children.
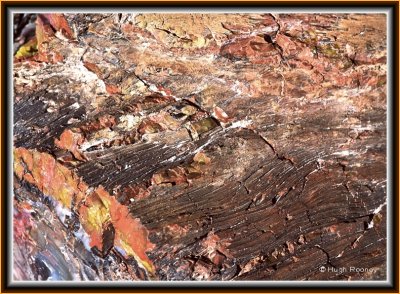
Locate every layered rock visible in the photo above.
<box><xmin>13</xmin><ymin>13</ymin><xmax>387</xmax><ymax>281</ymax></box>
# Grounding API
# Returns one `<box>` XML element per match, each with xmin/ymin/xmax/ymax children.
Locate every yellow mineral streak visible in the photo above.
<box><xmin>14</xmin><ymin>147</ymin><xmax>86</xmax><ymax>208</ymax></box>
<box><xmin>14</xmin><ymin>147</ymin><xmax>155</xmax><ymax>275</ymax></box>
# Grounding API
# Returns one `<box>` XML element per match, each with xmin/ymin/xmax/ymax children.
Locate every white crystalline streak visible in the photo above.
<box><xmin>227</xmin><ymin>119</ymin><xmax>253</xmax><ymax>130</ymax></box>
<box><xmin>54</xmin><ymin>203</ymin><xmax>72</xmax><ymax>224</ymax></box>
<box><xmin>191</xmin><ymin>120</ymin><xmax>253</xmax><ymax>155</ymax></box>
<box><xmin>168</xmin><ymin>155</ymin><xmax>177</xmax><ymax>162</ymax></box>
<box><xmin>367</xmin><ymin>200</ymin><xmax>387</xmax><ymax>229</ymax></box>
<box><xmin>75</xmin><ymin>62</ymin><xmax>107</xmax><ymax>92</ymax></box>
<box><xmin>118</xmin><ymin>114</ymin><xmax>140</xmax><ymax>130</ymax></box>
<box><xmin>14</xmin><ymin>59</ymin><xmax>107</xmax><ymax>95</ymax></box>
<box><xmin>70</xmin><ymin>102</ymin><xmax>80</xmax><ymax>109</ymax></box>
<box><xmin>51</xmin><ymin>199</ymin><xmax>93</xmax><ymax>252</ymax></box>
<box><xmin>80</xmin><ymin>138</ymin><xmax>109</xmax><ymax>151</ymax></box>
<box><xmin>149</xmin><ymin>84</ymin><xmax>158</xmax><ymax>92</ymax></box>
<box><xmin>74</xmin><ymin>225</ymin><xmax>92</xmax><ymax>252</ymax></box>
<box><xmin>232</xmin><ymin>80</ymin><xmax>243</xmax><ymax>96</ymax></box>
<box><xmin>192</xmin><ymin>137</ymin><xmax>214</xmax><ymax>155</ymax></box>
<box><xmin>372</xmin><ymin>200</ymin><xmax>387</xmax><ymax>214</ymax></box>
<box><xmin>332</xmin><ymin>150</ymin><xmax>356</xmax><ymax>156</ymax></box>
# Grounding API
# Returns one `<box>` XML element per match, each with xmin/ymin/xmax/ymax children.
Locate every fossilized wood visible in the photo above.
<box><xmin>13</xmin><ymin>13</ymin><xmax>387</xmax><ymax>281</ymax></box>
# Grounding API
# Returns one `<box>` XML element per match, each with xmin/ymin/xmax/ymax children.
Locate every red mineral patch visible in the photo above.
<box><xmin>220</xmin><ymin>36</ymin><xmax>281</xmax><ymax>64</ymax></box>
<box><xmin>119</xmin><ymin>184</ymin><xmax>152</xmax><ymax>204</ymax></box>
<box><xmin>35</xmin><ymin>15</ymin><xmax>65</xmax><ymax>63</ymax></box>
<box><xmin>78</xmin><ymin>186</ymin><xmax>155</xmax><ymax>273</ymax></box>
<box><xmin>42</xmin><ymin>13</ymin><xmax>74</xmax><ymax>39</ymax></box>
<box><xmin>13</xmin><ymin>147</ymin><xmax>87</xmax><ymax>207</ymax></box>
<box><xmin>200</xmin><ymin>231</ymin><xmax>233</xmax><ymax>265</ymax></box>
<box><xmin>106</xmin><ymin>84</ymin><xmax>121</xmax><ymax>95</ymax></box>
<box><xmin>109</xmin><ymin>193</ymin><xmax>156</xmax><ymax>273</ymax></box>
<box><xmin>83</xmin><ymin>62</ymin><xmax>103</xmax><ymax>76</ymax></box>
<box><xmin>78</xmin><ymin>188</ymin><xmax>112</xmax><ymax>251</ymax></box>
<box><xmin>55</xmin><ymin>129</ymin><xmax>86</xmax><ymax>161</ymax></box>
<box><xmin>212</xmin><ymin>106</ymin><xmax>231</xmax><ymax>124</ymax></box>
<box><xmin>14</xmin><ymin>147</ymin><xmax>156</xmax><ymax>274</ymax></box>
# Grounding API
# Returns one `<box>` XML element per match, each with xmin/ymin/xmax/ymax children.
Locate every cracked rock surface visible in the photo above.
<box><xmin>13</xmin><ymin>13</ymin><xmax>387</xmax><ymax>281</ymax></box>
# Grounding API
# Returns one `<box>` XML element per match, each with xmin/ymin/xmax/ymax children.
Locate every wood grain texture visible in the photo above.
<box><xmin>13</xmin><ymin>13</ymin><xmax>387</xmax><ymax>281</ymax></box>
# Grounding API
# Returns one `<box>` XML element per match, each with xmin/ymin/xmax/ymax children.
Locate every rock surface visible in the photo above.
<box><xmin>13</xmin><ymin>13</ymin><xmax>387</xmax><ymax>281</ymax></box>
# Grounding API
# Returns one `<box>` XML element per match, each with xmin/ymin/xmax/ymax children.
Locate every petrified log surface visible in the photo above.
<box><xmin>13</xmin><ymin>13</ymin><xmax>387</xmax><ymax>281</ymax></box>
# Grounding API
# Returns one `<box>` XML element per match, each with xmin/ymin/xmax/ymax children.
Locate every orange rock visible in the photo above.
<box><xmin>43</xmin><ymin>13</ymin><xmax>74</xmax><ymax>39</ymax></box>
<box><xmin>14</xmin><ymin>147</ymin><xmax>156</xmax><ymax>274</ymax></box>
<box><xmin>79</xmin><ymin>186</ymin><xmax>156</xmax><ymax>273</ymax></box>
<box><xmin>120</xmin><ymin>185</ymin><xmax>152</xmax><ymax>202</ymax></box>
<box><xmin>34</xmin><ymin>14</ymin><xmax>68</xmax><ymax>63</ymax></box>
<box><xmin>109</xmin><ymin>193</ymin><xmax>155</xmax><ymax>273</ymax></box>
<box><xmin>98</xmin><ymin>115</ymin><xmax>116</xmax><ymax>129</ymax></box>
<box><xmin>212</xmin><ymin>106</ymin><xmax>230</xmax><ymax>124</ymax></box>
<box><xmin>78</xmin><ymin>189</ymin><xmax>111</xmax><ymax>251</ymax></box>
<box><xmin>106</xmin><ymin>84</ymin><xmax>121</xmax><ymax>95</ymax></box>
<box><xmin>13</xmin><ymin>147</ymin><xmax>87</xmax><ymax>208</ymax></box>
<box><xmin>84</xmin><ymin>62</ymin><xmax>103</xmax><ymax>76</ymax></box>
<box><xmin>55</xmin><ymin>129</ymin><xmax>86</xmax><ymax>161</ymax></box>
<box><xmin>193</xmin><ymin>152</ymin><xmax>211</xmax><ymax>165</ymax></box>
<box><xmin>276</xmin><ymin>33</ymin><xmax>299</xmax><ymax>57</ymax></box>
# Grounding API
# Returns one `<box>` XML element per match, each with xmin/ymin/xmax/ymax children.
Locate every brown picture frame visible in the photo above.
<box><xmin>1</xmin><ymin>1</ymin><xmax>398</xmax><ymax>292</ymax></box>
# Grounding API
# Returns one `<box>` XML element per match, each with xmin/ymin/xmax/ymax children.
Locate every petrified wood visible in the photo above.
<box><xmin>13</xmin><ymin>13</ymin><xmax>387</xmax><ymax>281</ymax></box>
